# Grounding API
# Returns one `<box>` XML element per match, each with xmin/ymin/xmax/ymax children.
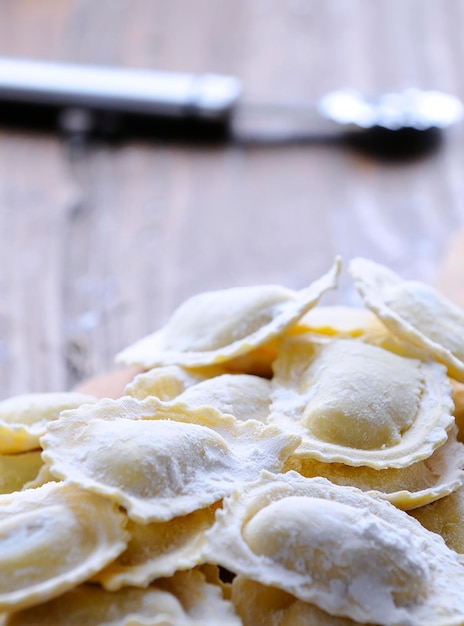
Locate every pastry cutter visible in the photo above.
<box><xmin>0</xmin><ymin>57</ymin><xmax>461</xmax><ymax>158</ymax></box>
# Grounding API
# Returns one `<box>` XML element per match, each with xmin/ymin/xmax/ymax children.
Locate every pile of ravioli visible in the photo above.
<box><xmin>2</xmin><ymin>256</ymin><xmax>464</xmax><ymax>625</ymax></box>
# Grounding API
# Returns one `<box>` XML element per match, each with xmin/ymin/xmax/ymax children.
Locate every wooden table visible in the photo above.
<box><xmin>1</xmin><ymin>0</ymin><xmax>464</xmax><ymax>399</ymax></box>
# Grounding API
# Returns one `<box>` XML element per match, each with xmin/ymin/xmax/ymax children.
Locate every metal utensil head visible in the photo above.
<box><xmin>318</xmin><ymin>88</ymin><xmax>464</xmax><ymax>131</ymax></box>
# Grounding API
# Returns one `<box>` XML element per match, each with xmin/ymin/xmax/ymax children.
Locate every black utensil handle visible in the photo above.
<box><xmin>0</xmin><ymin>57</ymin><xmax>241</xmax><ymax>140</ymax></box>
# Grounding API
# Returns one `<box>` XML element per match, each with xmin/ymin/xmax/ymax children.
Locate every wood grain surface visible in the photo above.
<box><xmin>1</xmin><ymin>0</ymin><xmax>464</xmax><ymax>399</ymax></box>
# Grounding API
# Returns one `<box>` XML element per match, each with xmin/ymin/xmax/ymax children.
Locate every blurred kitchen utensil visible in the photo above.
<box><xmin>0</xmin><ymin>57</ymin><xmax>461</xmax><ymax>158</ymax></box>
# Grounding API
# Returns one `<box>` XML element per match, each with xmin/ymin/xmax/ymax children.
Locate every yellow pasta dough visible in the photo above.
<box><xmin>410</xmin><ymin>484</ymin><xmax>464</xmax><ymax>558</ymax></box>
<box><xmin>40</xmin><ymin>396</ymin><xmax>300</xmax><ymax>523</ymax></box>
<box><xmin>2</xmin><ymin>585</ymin><xmax>185</xmax><ymax>626</ymax></box>
<box><xmin>0</xmin><ymin>392</ymin><xmax>97</xmax><ymax>453</ymax></box>
<box><xmin>93</xmin><ymin>503</ymin><xmax>220</xmax><ymax>590</ymax></box>
<box><xmin>232</xmin><ymin>576</ymin><xmax>366</xmax><ymax>626</ymax></box>
<box><xmin>116</xmin><ymin>258</ymin><xmax>341</xmax><ymax>368</ymax></box>
<box><xmin>127</xmin><ymin>368</ymin><xmax>271</xmax><ymax>422</ymax></box>
<box><xmin>0</xmin><ymin>482</ymin><xmax>128</xmax><ymax>612</ymax></box>
<box><xmin>284</xmin><ymin>427</ymin><xmax>464</xmax><ymax>510</ymax></box>
<box><xmin>203</xmin><ymin>471</ymin><xmax>464</xmax><ymax>626</ymax></box>
<box><xmin>451</xmin><ymin>379</ymin><xmax>464</xmax><ymax>442</ymax></box>
<box><xmin>172</xmin><ymin>374</ymin><xmax>271</xmax><ymax>422</ymax></box>
<box><xmin>349</xmin><ymin>257</ymin><xmax>464</xmax><ymax>382</ymax></box>
<box><xmin>155</xmin><ymin>567</ymin><xmax>242</xmax><ymax>625</ymax></box>
<box><xmin>125</xmin><ymin>364</ymin><xmax>222</xmax><ymax>401</ymax></box>
<box><xmin>21</xmin><ymin>461</ymin><xmax>58</xmax><ymax>490</ymax></box>
<box><xmin>293</xmin><ymin>304</ymin><xmax>382</xmax><ymax>338</ymax></box>
<box><xmin>0</xmin><ymin>450</ymin><xmax>43</xmax><ymax>494</ymax></box>
<box><xmin>3</xmin><ymin>568</ymin><xmax>241</xmax><ymax>625</ymax></box>
<box><xmin>270</xmin><ymin>336</ymin><xmax>454</xmax><ymax>467</ymax></box>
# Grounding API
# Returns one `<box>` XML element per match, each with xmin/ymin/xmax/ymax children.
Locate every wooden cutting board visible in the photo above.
<box><xmin>75</xmin><ymin>236</ymin><xmax>464</xmax><ymax>399</ymax></box>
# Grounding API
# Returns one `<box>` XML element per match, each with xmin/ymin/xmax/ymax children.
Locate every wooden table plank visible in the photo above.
<box><xmin>0</xmin><ymin>0</ymin><xmax>464</xmax><ymax>398</ymax></box>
